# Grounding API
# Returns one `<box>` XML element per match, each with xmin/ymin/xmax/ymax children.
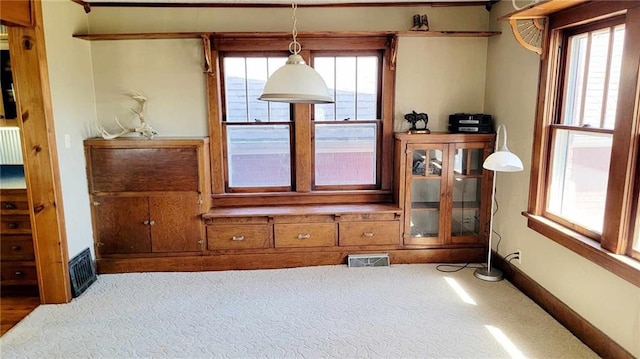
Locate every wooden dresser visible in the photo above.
<box><xmin>0</xmin><ymin>188</ymin><xmax>38</xmax><ymax>292</ymax></box>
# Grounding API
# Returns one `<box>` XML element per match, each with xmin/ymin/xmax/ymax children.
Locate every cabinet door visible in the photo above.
<box><xmin>403</xmin><ymin>144</ymin><xmax>448</xmax><ymax>245</ymax></box>
<box><xmin>94</xmin><ymin>197</ymin><xmax>151</xmax><ymax>255</ymax></box>
<box><xmin>449</xmin><ymin>142</ymin><xmax>491</xmax><ymax>244</ymax></box>
<box><xmin>149</xmin><ymin>194</ymin><xmax>202</xmax><ymax>252</ymax></box>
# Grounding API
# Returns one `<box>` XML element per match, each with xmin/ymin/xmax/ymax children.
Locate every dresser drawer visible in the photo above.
<box><xmin>274</xmin><ymin>223</ymin><xmax>336</xmax><ymax>248</ymax></box>
<box><xmin>0</xmin><ymin>189</ymin><xmax>29</xmax><ymax>215</ymax></box>
<box><xmin>1</xmin><ymin>262</ymin><xmax>38</xmax><ymax>285</ymax></box>
<box><xmin>207</xmin><ymin>224</ymin><xmax>272</xmax><ymax>250</ymax></box>
<box><xmin>1</xmin><ymin>235</ymin><xmax>34</xmax><ymax>261</ymax></box>
<box><xmin>339</xmin><ymin>221</ymin><xmax>401</xmax><ymax>246</ymax></box>
<box><xmin>1</xmin><ymin>215</ymin><xmax>31</xmax><ymax>234</ymax></box>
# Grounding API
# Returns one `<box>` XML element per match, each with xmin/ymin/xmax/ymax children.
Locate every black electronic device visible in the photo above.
<box><xmin>448</xmin><ymin>113</ymin><xmax>493</xmax><ymax>133</ymax></box>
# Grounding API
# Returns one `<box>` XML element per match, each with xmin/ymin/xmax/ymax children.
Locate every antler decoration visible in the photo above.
<box><xmin>95</xmin><ymin>91</ymin><xmax>158</xmax><ymax>140</ymax></box>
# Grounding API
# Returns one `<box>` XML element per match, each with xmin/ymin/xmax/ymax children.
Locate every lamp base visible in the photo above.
<box><xmin>474</xmin><ymin>267</ymin><xmax>504</xmax><ymax>282</ymax></box>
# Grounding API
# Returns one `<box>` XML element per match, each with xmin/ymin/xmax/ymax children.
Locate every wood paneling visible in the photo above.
<box><xmin>96</xmin><ymin>247</ymin><xmax>485</xmax><ymax>273</ymax></box>
<box><xmin>204</xmin><ymin>203</ymin><xmax>402</xmax><ymax>219</ymax></box>
<box><xmin>8</xmin><ymin>0</ymin><xmax>72</xmax><ymax>303</ymax></box>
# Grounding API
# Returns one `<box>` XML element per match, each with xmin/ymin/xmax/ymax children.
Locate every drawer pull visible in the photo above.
<box><xmin>10</xmin><ymin>245</ymin><xmax>22</xmax><ymax>251</ymax></box>
<box><xmin>8</xmin><ymin>222</ymin><xmax>19</xmax><ymax>229</ymax></box>
<box><xmin>232</xmin><ymin>236</ymin><xmax>245</xmax><ymax>241</ymax></box>
<box><xmin>14</xmin><ymin>271</ymin><xmax>24</xmax><ymax>277</ymax></box>
<box><xmin>363</xmin><ymin>232</ymin><xmax>375</xmax><ymax>237</ymax></box>
<box><xmin>4</xmin><ymin>203</ymin><xmax>17</xmax><ymax>209</ymax></box>
<box><xmin>297</xmin><ymin>234</ymin><xmax>311</xmax><ymax>239</ymax></box>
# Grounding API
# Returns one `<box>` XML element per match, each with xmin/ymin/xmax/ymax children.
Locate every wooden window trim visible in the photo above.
<box><xmin>526</xmin><ymin>1</ymin><xmax>640</xmax><ymax>286</ymax></box>
<box><xmin>207</xmin><ymin>33</ymin><xmax>396</xmax><ymax>205</ymax></box>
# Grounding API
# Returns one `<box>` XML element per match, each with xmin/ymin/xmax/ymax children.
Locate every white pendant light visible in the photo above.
<box><xmin>258</xmin><ymin>1</ymin><xmax>334</xmax><ymax>104</ymax></box>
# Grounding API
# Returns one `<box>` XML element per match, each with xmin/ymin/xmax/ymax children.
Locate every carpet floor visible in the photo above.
<box><xmin>0</xmin><ymin>264</ymin><xmax>597</xmax><ymax>358</ymax></box>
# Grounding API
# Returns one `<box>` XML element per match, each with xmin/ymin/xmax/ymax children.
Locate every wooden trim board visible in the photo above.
<box><xmin>7</xmin><ymin>0</ymin><xmax>72</xmax><ymax>304</ymax></box>
<box><xmin>495</xmin><ymin>254</ymin><xmax>634</xmax><ymax>359</ymax></box>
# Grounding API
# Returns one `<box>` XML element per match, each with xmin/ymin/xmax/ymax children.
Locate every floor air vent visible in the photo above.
<box><xmin>348</xmin><ymin>253</ymin><xmax>390</xmax><ymax>267</ymax></box>
<box><xmin>69</xmin><ymin>248</ymin><xmax>97</xmax><ymax>298</ymax></box>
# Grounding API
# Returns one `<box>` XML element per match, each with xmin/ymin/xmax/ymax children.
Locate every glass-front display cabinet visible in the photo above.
<box><xmin>395</xmin><ymin>133</ymin><xmax>494</xmax><ymax>246</ymax></box>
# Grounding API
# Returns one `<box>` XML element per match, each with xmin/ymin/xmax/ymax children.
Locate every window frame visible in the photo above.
<box><xmin>206</xmin><ymin>33</ymin><xmax>396</xmax><ymax>206</ymax></box>
<box><xmin>526</xmin><ymin>1</ymin><xmax>640</xmax><ymax>286</ymax></box>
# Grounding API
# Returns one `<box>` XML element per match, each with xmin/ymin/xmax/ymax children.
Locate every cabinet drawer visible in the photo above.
<box><xmin>1</xmin><ymin>215</ymin><xmax>31</xmax><ymax>234</ymax></box>
<box><xmin>1</xmin><ymin>262</ymin><xmax>38</xmax><ymax>285</ymax></box>
<box><xmin>274</xmin><ymin>223</ymin><xmax>336</xmax><ymax>248</ymax></box>
<box><xmin>339</xmin><ymin>221</ymin><xmax>400</xmax><ymax>246</ymax></box>
<box><xmin>1</xmin><ymin>235</ymin><xmax>34</xmax><ymax>261</ymax></box>
<box><xmin>207</xmin><ymin>224</ymin><xmax>271</xmax><ymax>250</ymax></box>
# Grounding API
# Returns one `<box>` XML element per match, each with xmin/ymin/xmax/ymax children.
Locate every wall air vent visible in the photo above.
<box><xmin>347</xmin><ymin>253</ymin><xmax>390</xmax><ymax>268</ymax></box>
<box><xmin>69</xmin><ymin>248</ymin><xmax>97</xmax><ymax>298</ymax></box>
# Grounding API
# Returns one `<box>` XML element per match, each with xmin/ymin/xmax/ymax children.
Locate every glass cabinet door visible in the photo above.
<box><xmin>451</xmin><ymin>144</ymin><xmax>487</xmax><ymax>243</ymax></box>
<box><xmin>405</xmin><ymin>145</ymin><xmax>447</xmax><ymax>245</ymax></box>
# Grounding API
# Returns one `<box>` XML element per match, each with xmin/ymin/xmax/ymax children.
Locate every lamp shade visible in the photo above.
<box><xmin>258</xmin><ymin>54</ymin><xmax>334</xmax><ymax>104</ymax></box>
<box><xmin>483</xmin><ymin>150</ymin><xmax>524</xmax><ymax>172</ymax></box>
<box><xmin>483</xmin><ymin>124</ymin><xmax>524</xmax><ymax>172</ymax></box>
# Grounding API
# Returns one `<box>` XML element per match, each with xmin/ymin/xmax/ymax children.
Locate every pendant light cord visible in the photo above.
<box><xmin>289</xmin><ymin>1</ymin><xmax>301</xmax><ymax>55</ymax></box>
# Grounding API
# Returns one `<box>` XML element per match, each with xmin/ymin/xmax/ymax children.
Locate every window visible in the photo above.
<box><xmin>314</xmin><ymin>54</ymin><xmax>381</xmax><ymax>188</ymax></box>
<box><xmin>545</xmin><ymin>19</ymin><xmax>624</xmax><ymax>238</ymax></box>
<box><xmin>528</xmin><ymin>2</ymin><xmax>640</xmax><ymax>284</ymax></box>
<box><xmin>223</xmin><ymin>56</ymin><xmax>292</xmax><ymax>191</ymax></box>
<box><xmin>209</xmin><ymin>35</ymin><xmax>394</xmax><ymax>203</ymax></box>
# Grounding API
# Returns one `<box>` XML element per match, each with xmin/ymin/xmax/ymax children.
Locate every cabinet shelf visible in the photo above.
<box><xmin>411</xmin><ymin>202</ymin><xmax>440</xmax><ymax>210</ymax></box>
<box><xmin>453</xmin><ymin>172</ymin><xmax>483</xmax><ymax>178</ymax></box>
<box><xmin>453</xmin><ymin>201</ymin><xmax>480</xmax><ymax>209</ymax></box>
<box><xmin>73</xmin><ymin>30</ymin><xmax>501</xmax><ymax>41</ymax></box>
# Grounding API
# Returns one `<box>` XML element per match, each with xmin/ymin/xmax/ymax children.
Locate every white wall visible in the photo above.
<box><xmin>41</xmin><ymin>0</ymin><xmax>97</xmax><ymax>259</ymax></box>
<box><xmin>483</xmin><ymin>1</ymin><xmax>640</xmax><ymax>356</ymax></box>
<box><xmin>85</xmin><ymin>6</ymin><xmax>489</xmax><ymax>134</ymax></box>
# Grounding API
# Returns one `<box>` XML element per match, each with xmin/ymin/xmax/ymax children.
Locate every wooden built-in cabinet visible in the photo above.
<box><xmin>203</xmin><ymin>204</ymin><xmax>402</xmax><ymax>254</ymax></box>
<box><xmin>394</xmin><ymin>132</ymin><xmax>494</xmax><ymax>248</ymax></box>
<box><xmin>0</xmin><ymin>189</ymin><xmax>38</xmax><ymax>292</ymax></box>
<box><xmin>86</xmin><ymin>134</ymin><xmax>494</xmax><ymax>274</ymax></box>
<box><xmin>85</xmin><ymin>138</ymin><xmax>211</xmax><ymax>258</ymax></box>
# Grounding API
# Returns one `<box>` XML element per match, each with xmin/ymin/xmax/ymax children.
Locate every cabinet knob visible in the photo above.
<box><xmin>10</xmin><ymin>245</ymin><xmax>22</xmax><ymax>251</ymax></box>
<box><xmin>14</xmin><ymin>271</ymin><xmax>24</xmax><ymax>276</ymax></box>
<box><xmin>363</xmin><ymin>232</ymin><xmax>375</xmax><ymax>237</ymax></box>
<box><xmin>4</xmin><ymin>203</ymin><xmax>16</xmax><ymax>209</ymax></box>
<box><xmin>297</xmin><ymin>234</ymin><xmax>311</xmax><ymax>239</ymax></box>
<box><xmin>232</xmin><ymin>235</ymin><xmax>245</xmax><ymax>241</ymax></box>
<box><xmin>143</xmin><ymin>220</ymin><xmax>150</xmax><ymax>225</ymax></box>
<box><xmin>149</xmin><ymin>221</ymin><xmax>155</xmax><ymax>226</ymax></box>
<box><xmin>8</xmin><ymin>222</ymin><xmax>19</xmax><ymax>229</ymax></box>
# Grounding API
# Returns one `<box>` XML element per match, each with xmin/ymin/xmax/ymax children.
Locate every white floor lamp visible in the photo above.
<box><xmin>474</xmin><ymin>124</ymin><xmax>523</xmax><ymax>282</ymax></box>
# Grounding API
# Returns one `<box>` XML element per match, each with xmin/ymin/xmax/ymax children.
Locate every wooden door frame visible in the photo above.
<box><xmin>5</xmin><ymin>0</ymin><xmax>72</xmax><ymax>304</ymax></box>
